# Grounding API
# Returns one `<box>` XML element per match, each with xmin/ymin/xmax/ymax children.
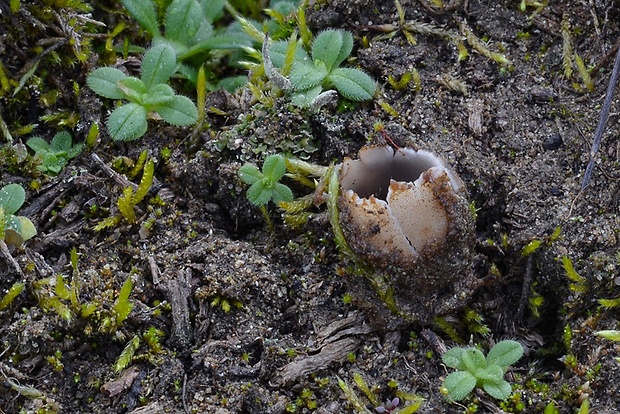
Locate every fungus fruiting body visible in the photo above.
<box><xmin>336</xmin><ymin>145</ymin><xmax>478</xmax><ymax>324</ymax></box>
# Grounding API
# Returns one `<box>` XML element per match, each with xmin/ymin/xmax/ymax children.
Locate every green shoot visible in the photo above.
<box><xmin>441</xmin><ymin>340</ymin><xmax>524</xmax><ymax>401</ymax></box>
<box><xmin>238</xmin><ymin>154</ymin><xmax>293</xmax><ymax>207</ymax></box>
<box><xmin>87</xmin><ymin>44</ymin><xmax>198</xmax><ymax>141</ymax></box>
<box><xmin>264</xmin><ymin>29</ymin><xmax>376</xmax><ymax>108</ymax></box>
<box><xmin>26</xmin><ymin>131</ymin><xmax>82</xmax><ymax>174</ymax></box>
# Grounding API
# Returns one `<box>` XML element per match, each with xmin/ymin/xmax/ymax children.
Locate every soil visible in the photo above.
<box><xmin>2</xmin><ymin>0</ymin><xmax>620</xmax><ymax>413</ymax></box>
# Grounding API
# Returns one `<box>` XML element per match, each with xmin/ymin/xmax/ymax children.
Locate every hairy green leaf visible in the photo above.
<box><xmin>87</xmin><ymin>67</ymin><xmax>127</xmax><ymax>99</ymax></box>
<box><xmin>272</xmin><ymin>182</ymin><xmax>294</xmax><ymax>204</ymax></box>
<box><xmin>482</xmin><ymin>379</ymin><xmax>512</xmax><ymax>400</ymax></box>
<box><xmin>26</xmin><ymin>137</ymin><xmax>50</xmax><ymax>153</ymax></box>
<box><xmin>262</xmin><ymin>154</ymin><xmax>287</xmax><ymax>182</ymax></box>
<box><xmin>290</xmin><ymin>85</ymin><xmax>323</xmax><ymax>108</ymax></box>
<box><xmin>120</xmin><ymin>0</ymin><xmax>160</xmax><ymax>37</ymax></box>
<box><xmin>486</xmin><ymin>340</ymin><xmax>524</xmax><ymax>368</ymax></box>
<box><xmin>269</xmin><ymin>40</ymin><xmax>309</xmax><ymax>69</ymax></box>
<box><xmin>238</xmin><ymin>164</ymin><xmax>263</xmax><ymax>185</ymax></box>
<box><xmin>202</xmin><ymin>0</ymin><xmax>224</xmax><ymax>21</ymax></box>
<box><xmin>107</xmin><ymin>103</ymin><xmax>148</xmax><ymax>141</ymax></box>
<box><xmin>156</xmin><ymin>95</ymin><xmax>198</xmax><ymax>126</ymax></box>
<box><xmin>328</xmin><ymin>67</ymin><xmax>375</xmax><ymax>101</ymax></box>
<box><xmin>289</xmin><ymin>61</ymin><xmax>327</xmax><ymax>91</ymax></box>
<box><xmin>461</xmin><ymin>348</ymin><xmax>486</xmax><ymax>373</ymax></box>
<box><xmin>442</xmin><ymin>347</ymin><xmax>465</xmax><ymax>369</ymax></box>
<box><xmin>141</xmin><ymin>44</ymin><xmax>177</xmax><ymax>89</ymax></box>
<box><xmin>142</xmin><ymin>84</ymin><xmax>175</xmax><ymax>107</ymax></box>
<box><xmin>312</xmin><ymin>29</ymin><xmax>353</xmax><ymax>72</ymax></box>
<box><xmin>247</xmin><ymin>181</ymin><xmax>273</xmax><ymax>206</ymax></box>
<box><xmin>444</xmin><ymin>371</ymin><xmax>476</xmax><ymax>401</ymax></box>
<box><xmin>50</xmin><ymin>131</ymin><xmax>72</xmax><ymax>152</ymax></box>
<box><xmin>165</xmin><ymin>0</ymin><xmax>204</xmax><ymax>44</ymax></box>
<box><xmin>475</xmin><ymin>364</ymin><xmax>504</xmax><ymax>383</ymax></box>
<box><xmin>118</xmin><ymin>76</ymin><xmax>147</xmax><ymax>102</ymax></box>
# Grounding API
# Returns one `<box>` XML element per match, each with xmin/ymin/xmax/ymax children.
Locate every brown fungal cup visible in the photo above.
<box><xmin>337</xmin><ymin>145</ymin><xmax>479</xmax><ymax>324</ymax></box>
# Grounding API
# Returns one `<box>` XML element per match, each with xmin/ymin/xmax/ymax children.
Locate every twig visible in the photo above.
<box><xmin>0</xmin><ymin>240</ymin><xmax>24</xmax><ymax>277</ymax></box>
<box><xmin>581</xmin><ymin>44</ymin><xmax>620</xmax><ymax>190</ymax></box>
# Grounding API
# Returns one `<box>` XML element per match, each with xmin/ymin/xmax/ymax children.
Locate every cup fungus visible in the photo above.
<box><xmin>336</xmin><ymin>145</ymin><xmax>478</xmax><ymax>324</ymax></box>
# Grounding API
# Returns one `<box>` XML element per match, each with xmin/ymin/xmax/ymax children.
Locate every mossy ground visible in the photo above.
<box><xmin>1</xmin><ymin>0</ymin><xmax>620</xmax><ymax>413</ymax></box>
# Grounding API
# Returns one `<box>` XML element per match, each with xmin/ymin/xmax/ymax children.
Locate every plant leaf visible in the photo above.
<box><xmin>50</xmin><ymin>131</ymin><xmax>72</xmax><ymax>152</ymax></box>
<box><xmin>141</xmin><ymin>43</ymin><xmax>177</xmax><ymax>88</ymax></box>
<box><xmin>312</xmin><ymin>29</ymin><xmax>352</xmax><ymax>72</ymax></box>
<box><xmin>475</xmin><ymin>364</ymin><xmax>505</xmax><ymax>383</ymax></box>
<box><xmin>482</xmin><ymin>379</ymin><xmax>512</xmax><ymax>400</ymax></box>
<box><xmin>4</xmin><ymin>215</ymin><xmax>23</xmax><ymax>245</ymax></box>
<box><xmin>120</xmin><ymin>0</ymin><xmax>160</xmax><ymax>38</ymax></box>
<box><xmin>595</xmin><ymin>330</ymin><xmax>620</xmax><ymax>342</ymax></box>
<box><xmin>156</xmin><ymin>95</ymin><xmax>198</xmax><ymax>126</ymax></box>
<box><xmin>118</xmin><ymin>77</ymin><xmax>148</xmax><ymax>102</ymax></box>
<box><xmin>262</xmin><ymin>154</ymin><xmax>287</xmax><ymax>181</ymax></box>
<box><xmin>461</xmin><ymin>348</ymin><xmax>486</xmax><ymax>373</ymax></box>
<box><xmin>443</xmin><ymin>371</ymin><xmax>476</xmax><ymax>401</ymax></box>
<box><xmin>202</xmin><ymin>0</ymin><xmax>224</xmax><ymax>21</ymax></box>
<box><xmin>42</xmin><ymin>153</ymin><xmax>65</xmax><ymax>174</ymax></box>
<box><xmin>291</xmin><ymin>85</ymin><xmax>323</xmax><ymax>108</ymax></box>
<box><xmin>269</xmin><ymin>40</ymin><xmax>309</xmax><ymax>69</ymax></box>
<box><xmin>165</xmin><ymin>0</ymin><xmax>204</xmax><ymax>44</ymax></box>
<box><xmin>26</xmin><ymin>137</ymin><xmax>51</xmax><ymax>153</ymax></box>
<box><xmin>118</xmin><ymin>186</ymin><xmax>136</xmax><ymax>223</ymax></box>
<box><xmin>142</xmin><ymin>84</ymin><xmax>175</xmax><ymax>107</ymax></box>
<box><xmin>272</xmin><ymin>182</ymin><xmax>293</xmax><ymax>204</ymax></box>
<box><xmin>247</xmin><ymin>181</ymin><xmax>272</xmax><ymax>206</ymax></box>
<box><xmin>0</xmin><ymin>184</ymin><xmax>26</xmax><ymax>215</ymax></box>
<box><xmin>114</xmin><ymin>335</ymin><xmax>140</xmax><ymax>373</ymax></box>
<box><xmin>87</xmin><ymin>67</ymin><xmax>128</xmax><ymax>99</ymax></box>
<box><xmin>442</xmin><ymin>347</ymin><xmax>465</xmax><ymax>369</ymax></box>
<box><xmin>328</xmin><ymin>67</ymin><xmax>376</xmax><ymax>101</ymax></box>
<box><xmin>289</xmin><ymin>61</ymin><xmax>327</xmax><ymax>91</ymax></box>
<box><xmin>107</xmin><ymin>103</ymin><xmax>148</xmax><ymax>141</ymax></box>
<box><xmin>132</xmin><ymin>158</ymin><xmax>154</xmax><ymax>204</ymax></box>
<box><xmin>0</xmin><ymin>282</ymin><xmax>25</xmax><ymax>311</ymax></box>
<box><xmin>486</xmin><ymin>340</ymin><xmax>524</xmax><ymax>368</ymax></box>
<box><xmin>114</xmin><ymin>276</ymin><xmax>134</xmax><ymax>325</ymax></box>
<box><xmin>238</xmin><ymin>164</ymin><xmax>263</xmax><ymax>185</ymax></box>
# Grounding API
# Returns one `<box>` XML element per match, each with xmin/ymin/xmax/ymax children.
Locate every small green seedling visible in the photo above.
<box><xmin>264</xmin><ymin>29</ymin><xmax>376</xmax><ymax>107</ymax></box>
<box><xmin>441</xmin><ymin>340</ymin><xmax>524</xmax><ymax>401</ymax></box>
<box><xmin>238</xmin><ymin>154</ymin><xmax>293</xmax><ymax>206</ymax></box>
<box><xmin>26</xmin><ymin>131</ymin><xmax>82</xmax><ymax>174</ymax></box>
<box><xmin>87</xmin><ymin>43</ymin><xmax>198</xmax><ymax>141</ymax></box>
<box><xmin>0</xmin><ymin>184</ymin><xmax>37</xmax><ymax>246</ymax></box>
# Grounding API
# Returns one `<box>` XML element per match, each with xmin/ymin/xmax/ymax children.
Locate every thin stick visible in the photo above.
<box><xmin>581</xmin><ymin>44</ymin><xmax>620</xmax><ymax>190</ymax></box>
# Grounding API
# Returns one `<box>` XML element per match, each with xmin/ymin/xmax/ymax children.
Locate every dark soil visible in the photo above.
<box><xmin>2</xmin><ymin>0</ymin><xmax>620</xmax><ymax>413</ymax></box>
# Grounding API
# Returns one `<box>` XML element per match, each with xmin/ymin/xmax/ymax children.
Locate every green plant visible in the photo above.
<box><xmin>441</xmin><ymin>340</ymin><xmax>524</xmax><ymax>401</ymax></box>
<box><xmin>26</xmin><ymin>131</ymin><xmax>83</xmax><ymax>174</ymax></box>
<box><xmin>238</xmin><ymin>154</ymin><xmax>293</xmax><ymax>206</ymax></box>
<box><xmin>94</xmin><ymin>153</ymin><xmax>155</xmax><ymax>230</ymax></box>
<box><xmin>87</xmin><ymin>43</ymin><xmax>198</xmax><ymax>141</ymax></box>
<box><xmin>338</xmin><ymin>372</ymin><xmax>424</xmax><ymax>414</ymax></box>
<box><xmin>0</xmin><ymin>183</ymin><xmax>37</xmax><ymax>246</ymax></box>
<box><xmin>264</xmin><ymin>29</ymin><xmax>376</xmax><ymax>107</ymax></box>
<box><xmin>120</xmin><ymin>0</ymin><xmax>250</xmax><ymax>82</ymax></box>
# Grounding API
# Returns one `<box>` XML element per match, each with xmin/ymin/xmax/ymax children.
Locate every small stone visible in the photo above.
<box><xmin>543</xmin><ymin>134</ymin><xmax>563</xmax><ymax>150</ymax></box>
